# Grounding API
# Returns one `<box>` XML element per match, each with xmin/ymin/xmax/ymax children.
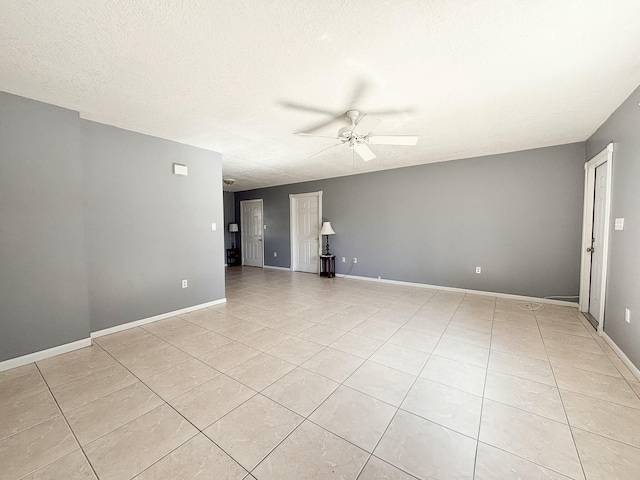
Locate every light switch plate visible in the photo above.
<box><xmin>173</xmin><ymin>163</ymin><xmax>188</xmax><ymax>176</ymax></box>
<box><xmin>211</xmin><ymin>223</ymin><xmax>216</xmax><ymax>231</ymax></box>
<box><xmin>615</xmin><ymin>218</ymin><xmax>625</xmax><ymax>231</ymax></box>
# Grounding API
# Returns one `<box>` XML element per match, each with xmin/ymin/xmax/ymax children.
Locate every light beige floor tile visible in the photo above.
<box><xmin>144</xmin><ymin>358</ymin><xmax>219</xmax><ymax>400</ymax></box>
<box><xmin>39</xmin><ymin>351</ymin><xmax>117</xmax><ymax>388</ymax></box>
<box><xmin>351</xmin><ymin>320</ymin><xmax>402</xmax><ymax>342</ymax></box>
<box><xmin>401</xmin><ymin>378</ymin><xmax>482</xmax><ymax>438</ymax></box>
<box><xmin>262</xmin><ymin>367</ymin><xmax>339</xmax><ymax>416</ymax></box>
<box><xmin>84</xmin><ymin>405</ymin><xmax>197</xmax><ymax>480</ymax></box>
<box><xmin>252</xmin><ymin>420</ymin><xmax>368</xmax><ymax>480</ymax></box>
<box><xmin>133</xmin><ymin>434</ymin><xmax>246</xmax><ymax>480</ymax></box>
<box><xmin>300</xmin><ymin>347</ymin><xmax>364</xmax><ymax>383</ymax></box>
<box><xmin>0</xmin><ymin>371</ymin><xmax>47</xmax><ymax>407</ymax></box>
<box><xmin>51</xmin><ymin>364</ymin><xmax>137</xmax><ymax>412</ymax></box>
<box><xmin>484</xmin><ymin>370</ymin><xmax>567</xmax><ymax>423</ymax></box>
<box><xmin>204</xmin><ymin>394</ymin><xmax>303</xmax><ymax>470</ymax></box>
<box><xmin>369</xmin><ymin>343</ymin><xmax>429</xmax><ymax>376</ymax></box>
<box><xmin>432</xmin><ymin>338</ymin><xmax>490</xmax><ymax>367</ymax></box>
<box><xmin>271</xmin><ymin>317</ymin><xmax>315</xmax><ymax>335</ymax></box>
<box><xmin>296</xmin><ymin>324</ymin><xmax>347</xmax><ymax>345</ymax></box>
<box><xmin>36</xmin><ymin>345</ymin><xmax>103</xmax><ymax>370</ymax></box>
<box><xmin>319</xmin><ymin>313</ymin><xmax>366</xmax><ymax>330</ymax></box>
<box><xmin>537</xmin><ymin>320</ymin><xmax>593</xmax><ymax>338</ymax></box>
<box><xmin>240</xmin><ymin>328</ymin><xmax>291</xmax><ymax>351</ymax></box>
<box><xmin>541</xmin><ymin>332</ymin><xmax>603</xmax><ymax>354</ymax></box>
<box><xmin>0</xmin><ymin>390</ymin><xmax>60</xmax><ymax>441</ymax></box>
<box><xmin>345</xmin><ymin>361</ymin><xmax>415</xmax><ymax>407</ymax></box>
<box><xmin>442</xmin><ymin>324</ymin><xmax>492</xmax><ymax>348</ymax></box>
<box><xmin>181</xmin><ymin>310</ymin><xmax>237</xmax><ymax>331</ymax></box>
<box><xmin>199</xmin><ymin>342</ymin><xmax>261</xmax><ymax>372</ymax></box>
<box><xmin>553</xmin><ymin>364</ymin><xmax>640</xmax><ymax>409</ymax></box>
<box><xmin>631</xmin><ymin>380</ymin><xmax>640</xmax><ymax>398</ymax></box>
<box><xmin>66</xmin><ymin>382</ymin><xmax>163</xmax><ymax>445</ymax></box>
<box><xmin>309</xmin><ymin>385</ymin><xmax>396</xmax><ymax>452</ymax></box>
<box><xmin>266</xmin><ymin>337</ymin><xmax>324</xmax><ymax>365</ymax></box>
<box><xmin>546</xmin><ymin>346</ymin><xmax>621</xmax><ymax>377</ymax></box>
<box><xmin>120</xmin><ymin>344</ymin><xmax>191</xmax><ymax>379</ymax></box>
<box><xmin>296</xmin><ymin>306</ymin><xmax>336</xmax><ymax>322</ymax></box>
<box><xmin>329</xmin><ymin>332</ymin><xmax>384</xmax><ymax>359</ymax></box>
<box><xmin>216</xmin><ymin>320</ymin><xmax>263</xmax><ymax>341</ymax></box>
<box><xmin>339</xmin><ymin>304</ymin><xmax>382</xmax><ymax>321</ymax></box>
<box><xmin>491</xmin><ymin>335</ymin><xmax>548</xmax><ymax>360</ymax></box>
<box><xmin>0</xmin><ymin>416</ymin><xmax>78</xmax><ymax>480</ymax></box>
<box><xmin>573</xmin><ymin>428</ymin><xmax>640</xmax><ymax>480</ymax></box>
<box><xmin>104</xmin><ymin>335</ymin><xmax>168</xmax><ymax>361</ymax></box>
<box><xmin>403</xmin><ymin>316</ymin><xmax>449</xmax><ymax>336</ymax></box>
<box><xmin>226</xmin><ymin>353</ymin><xmax>295</xmax><ymax>390</ymax></box>
<box><xmin>561</xmin><ymin>389</ymin><xmax>640</xmax><ymax>448</ymax></box>
<box><xmin>173</xmin><ymin>331</ymin><xmax>232</xmax><ymax>357</ymax></box>
<box><xmin>358</xmin><ymin>456</ymin><xmax>418</xmax><ymax>479</ymax></box>
<box><xmin>170</xmin><ymin>374</ymin><xmax>256</xmax><ymax>429</ymax></box>
<box><xmin>488</xmin><ymin>351</ymin><xmax>556</xmax><ymax>386</ymax></box>
<box><xmin>374</xmin><ymin>409</ymin><xmax>476</xmax><ymax>480</ymax></box>
<box><xmin>0</xmin><ymin>363</ymin><xmax>37</xmax><ymax>384</ymax></box>
<box><xmin>474</xmin><ymin>442</ymin><xmax>573</xmax><ymax>480</ymax></box>
<box><xmin>93</xmin><ymin>327</ymin><xmax>151</xmax><ymax>350</ymax></box>
<box><xmin>448</xmin><ymin>315</ymin><xmax>493</xmax><ymax>334</ymax></box>
<box><xmin>141</xmin><ymin>316</ymin><xmax>190</xmax><ymax>336</ymax></box>
<box><xmin>479</xmin><ymin>400</ymin><xmax>584</xmax><ymax>479</ymax></box>
<box><xmin>20</xmin><ymin>450</ymin><xmax>97</xmax><ymax>480</ymax></box>
<box><xmin>387</xmin><ymin>328</ymin><xmax>440</xmax><ymax>353</ymax></box>
<box><xmin>155</xmin><ymin>322</ymin><xmax>209</xmax><ymax>344</ymax></box>
<box><xmin>420</xmin><ymin>355</ymin><xmax>486</xmax><ymax>396</ymax></box>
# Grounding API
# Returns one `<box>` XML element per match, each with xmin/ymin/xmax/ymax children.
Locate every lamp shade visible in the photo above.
<box><xmin>228</xmin><ymin>223</ymin><xmax>239</xmax><ymax>233</ymax></box>
<box><xmin>320</xmin><ymin>221</ymin><xmax>335</xmax><ymax>235</ymax></box>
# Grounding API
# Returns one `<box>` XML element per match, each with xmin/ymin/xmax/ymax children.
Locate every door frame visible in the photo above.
<box><xmin>240</xmin><ymin>199</ymin><xmax>264</xmax><ymax>268</ymax></box>
<box><xmin>579</xmin><ymin>143</ymin><xmax>613</xmax><ymax>334</ymax></box>
<box><xmin>289</xmin><ymin>191</ymin><xmax>323</xmax><ymax>272</ymax></box>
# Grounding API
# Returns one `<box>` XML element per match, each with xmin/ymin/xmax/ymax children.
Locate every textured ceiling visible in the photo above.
<box><xmin>1</xmin><ymin>1</ymin><xmax>640</xmax><ymax>191</ymax></box>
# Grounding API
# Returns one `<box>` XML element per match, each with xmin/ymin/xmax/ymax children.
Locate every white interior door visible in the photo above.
<box><xmin>290</xmin><ymin>193</ymin><xmax>321</xmax><ymax>273</ymax></box>
<box><xmin>241</xmin><ymin>199</ymin><xmax>263</xmax><ymax>267</ymax></box>
<box><xmin>588</xmin><ymin>163</ymin><xmax>608</xmax><ymax>323</ymax></box>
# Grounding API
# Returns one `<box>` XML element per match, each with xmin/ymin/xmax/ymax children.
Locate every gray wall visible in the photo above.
<box><xmin>83</xmin><ymin>121</ymin><xmax>225</xmax><ymax>331</ymax></box>
<box><xmin>0</xmin><ymin>93</ymin><xmax>90</xmax><ymax>362</ymax></box>
<box><xmin>0</xmin><ymin>91</ymin><xmax>225</xmax><ymax>362</ymax></box>
<box><xmin>586</xmin><ymin>85</ymin><xmax>640</xmax><ymax>369</ymax></box>
<box><xmin>236</xmin><ymin>143</ymin><xmax>586</xmax><ymax>299</ymax></box>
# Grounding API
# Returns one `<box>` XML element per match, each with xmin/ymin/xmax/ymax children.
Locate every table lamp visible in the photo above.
<box><xmin>228</xmin><ymin>223</ymin><xmax>239</xmax><ymax>248</ymax></box>
<box><xmin>320</xmin><ymin>221</ymin><xmax>336</xmax><ymax>255</ymax></box>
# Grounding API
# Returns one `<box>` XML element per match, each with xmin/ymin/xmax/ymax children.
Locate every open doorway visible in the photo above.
<box><xmin>579</xmin><ymin>143</ymin><xmax>613</xmax><ymax>332</ymax></box>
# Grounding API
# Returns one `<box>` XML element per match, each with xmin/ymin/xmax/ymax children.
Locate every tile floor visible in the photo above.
<box><xmin>2</xmin><ymin>267</ymin><xmax>640</xmax><ymax>479</ymax></box>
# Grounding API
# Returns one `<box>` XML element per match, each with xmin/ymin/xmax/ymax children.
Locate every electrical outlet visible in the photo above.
<box><xmin>353</xmin><ymin>257</ymin><xmax>358</xmax><ymax>264</ymax></box>
<box><xmin>625</xmin><ymin>308</ymin><xmax>631</xmax><ymax>323</ymax></box>
<box><xmin>475</xmin><ymin>267</ymin><xmax>481</xmax><ymax>274</ymax></box>
<box><xmin>274</xmin><ymin>252</ymin><xmax>277</xmax><ymax>257</ymax></box>
<box><xmin>181</xmin><ymin>279</ymin><xmax>188</xmax><ymax>288</ymax></box>
<box><xmin>341</xmin><ymin>257</ymin><xmax>346</xmax><ymax>263</ymax></box>
<box><xmin>377</xmin><ymin>275</ymin><xmax>381</xmax><ymax>279</ymax></box>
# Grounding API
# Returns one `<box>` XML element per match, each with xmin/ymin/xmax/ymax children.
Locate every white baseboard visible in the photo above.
<box><xmin>601</xmin><ymin>332</ymin><xmax>640</xmax><ymax>382</ymax></box>
<box><xmin>339</xmin><ymin>274</ymin><xmax>579</xmax><ymax>308</ymax></box>
<box><xmin>91</xmin><ymin>298</ymin><xmax>227</xmax><ymax>339</ymax></box>
<box><xmin>0</xmin><ymin>338</ymin><xmax>92</xmax><ymax>373</ymax></box>
<box><xmin>263</xmin><ymin>265</ymin><xmax>292</xmax><ymax>271</ymax></box>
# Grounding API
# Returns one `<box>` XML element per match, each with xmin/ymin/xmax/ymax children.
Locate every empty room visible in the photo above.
<box><xmin>1</xmin><ymin>2</ymin><xmax>640</xmax><ymax>480</ymax></box>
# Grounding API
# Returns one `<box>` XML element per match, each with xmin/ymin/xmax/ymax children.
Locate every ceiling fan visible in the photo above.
<box><xmin>295</xmin><ymin>110</ymin><xmax>418</xmax><ymax>161</ymax></box>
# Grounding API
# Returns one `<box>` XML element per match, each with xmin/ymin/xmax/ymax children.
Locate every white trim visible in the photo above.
<box><xmin>601</xmin><ymin>332</ymin><xmax>640</xmax><ymax>382</ymax></box>
<box><xmin>263</xmin><ymin>265</ymin><xmax>291</xmax><ymax>271</ymax></box>
<box><xmin>340</xmin><ymin>274</ymin><xmax>579</xmax><ymax>307</ymax></box>
<box><xmin>90</xmin><ymin>298</ymin><xmax>226</xmax><ymax>338</ymax></box>
<box><xmin>289</xmin><ymin>191</ymin><xmax>323</xmax><ymax>273</ymax></box>
<box><xmin>0</xmin><ymin>338</ymin><xmax>92</xmax><ymax>373</ymax></box>
<box><xmin>240</xmin><ymin>198</ymin><xmax>265</xmax><ymax>268</ymax></box>
<box><xmin>579</xmin><ymin>143</ymin><xmax>613</xmax><ymax>333</ymax></box>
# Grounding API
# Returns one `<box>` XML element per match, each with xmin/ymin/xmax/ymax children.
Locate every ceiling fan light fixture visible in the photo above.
<box><xmin>223</xmin><ymin>178</ymin><xmax>235</xmax><ymax>186</ymax></box>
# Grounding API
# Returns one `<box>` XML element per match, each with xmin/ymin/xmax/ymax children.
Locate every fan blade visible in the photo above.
<box><xmin>278</xmin><ymin>101</ymin><xmax>338</xmax><ymax>116</ymax></box>
<box><xmin>352</xmin><ymin>114</ymin><xmax>382</xmax><ymax>135</ymax></box>
<box><xmin>366</xmin><ymin>107</ymin><xmax>415</xmax><ymax>116</ymax></box>
<box><xmin>367</xmin><ymin>135</ymin><xmax>419</xmax><ymax>146</ymax></box>
<box><xmin>298</xmin><ymin>115</ymin><xmax>345</xmax><ymax>134</ymax></box>
<box><xmin>346</xmin><ymin>79</ymin><xmax>369</xmax><ymax>108</ymax></box>
<box><xmin>353</xmin><ymin>143</ymin><xmax>376</xmax><ymax>161</ymax></box>
<box><xmin>309</xmin><ymin>143</ymin><xmax>344</xmax><ymax>158</ymax></box>
<box><xmin>295</xmin><ymin>133</ymin><xmax>340</xmax><ymax>139</ymax></box>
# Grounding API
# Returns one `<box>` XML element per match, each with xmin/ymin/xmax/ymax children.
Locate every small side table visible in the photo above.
<box><xmin>320</xmin><ymin>254</ymin><xmax>335</xmax><ymax>278</ymax></box>
<box><xmin>226</xmin><ymin>248</ymin><xmax>241</xmax><ymax>266</ymax></box>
